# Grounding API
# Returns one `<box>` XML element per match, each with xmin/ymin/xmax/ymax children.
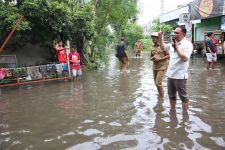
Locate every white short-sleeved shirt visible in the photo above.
<box><xmin>165</xmin><ymin>38</ymin><xmax>193</xmax><ymax>79</ymax></box>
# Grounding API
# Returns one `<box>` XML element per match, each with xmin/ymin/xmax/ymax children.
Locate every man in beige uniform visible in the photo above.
<box><xmin>134</xmin><ymin>39</ymin><xmax>143</xmax><ymax>57</ymax></box>
<box><xmin>150</xmin><ymin>32</ymin><xmax>169</xmax><ymax>98</ymax></box>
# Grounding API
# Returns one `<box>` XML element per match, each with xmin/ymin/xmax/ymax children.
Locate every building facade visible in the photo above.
<box><xmin>159</xmin><ymin>0</ymin><xmax>225</xmax><ymax>55</ymax></box>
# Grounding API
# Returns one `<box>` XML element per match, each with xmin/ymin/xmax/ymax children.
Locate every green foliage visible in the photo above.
<box><xmin>108</xmin><ymin>0</ymin><xmax>138</xmax><ymax>34</ymax></box>
<box><xmin>150</xmin><ymin>18</ymin><xmax>173</xmax><ymax>35</ymax></box>
<box><xmin>0</xmin><ymin>0</ymin><xmax>95</xmax><ymax>58</ymax></box>
<box><xmin>95</xmin><ymin>27</ymin><xmax>111</xmax><ymax>64</ymax></box>
<box><xmin>0</xmin><ymin>0</ymin><xmax>140</xmax><ymax>65</ymax></box>
<box><xmin>89</xmin><ymin>0</ymin><xmax>139</xmax><ymax>63</ymax></box>
<box><xmin>140</xmin><ymin>38</ymin><xmax>152</xmax><ymax>51</ymax></box>
<box><xmin>69</xmin><ymin>3</ymin><xmax>95</xmax><ymax>54</ymax></box>
<box><xmin>0</xmin><ymin>2</ymin><xmax>30</xmax><ymax>45</ymax></box>
<box><xmin>123</xmin><ymin>23</ymin><xmax>144</xmax><ymax>48</ymax></box>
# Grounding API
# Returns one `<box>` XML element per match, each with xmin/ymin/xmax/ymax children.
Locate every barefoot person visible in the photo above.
<box><xmin>134</xmin><ymin>39</ymin><xmax>142</xmax><ymax>58</ymax></box>
<box><xmin>205</xmin><ymin>32</ymin><xmax>217</xmax><ymax>69</ymax></box>
<box><xmin>150</xmin><ymin>32</ymin><xmax>169</xmax><ymax>98</ymax></box>
<box><xmin>158</xmin><ymin>26</ymin><xmax>193</xmax><ymax>112</ymax></box>
<box><xmin>68</xmin><ymin>47</ymin><xmax>82</xmax><ymax>82</ymax></box>
<box><xmin>116</xmin><ymin>38</ymin><xmax>129</xmax><ymax>72</ymax></box>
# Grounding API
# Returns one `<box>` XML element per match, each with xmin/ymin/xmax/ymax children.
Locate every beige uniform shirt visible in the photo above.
<box><xmin>151</xmin><ymin>45</ymin><xmax>168</xmax><ymax>71</ymax></box>
<box><xmin>135</xmin><ymin>42</ymin><xmax>142</xmax><ymax>51</ymax></box>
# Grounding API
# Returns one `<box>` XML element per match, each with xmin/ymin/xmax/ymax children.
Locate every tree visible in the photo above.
<box><xmin>88</xmin><ymin>0</ymin><xmax>138</xmax><ymax>62</ymax></box>
<box><xmin>0</xmin><ymin>0</ymin><xmax>95</xmax><ymax>62</ymax></box>
<box><xmin>123</xmin><ymin>23</ymin><xmax>144</xmax><ymax>48</ymax></box>
<box><xmin>150</xmin><ymin>18</ymin><xmax>172</xmax><ymax>35</ymax></box>
<box><xmin>0</xmin><ymin>0</ymin><xmax>139</xmax><ymax>66</ymax></box>
<box><xmin>0</xmin><ymin>1</ymin><xmax>30</xmax><ymax>49</ymax></box>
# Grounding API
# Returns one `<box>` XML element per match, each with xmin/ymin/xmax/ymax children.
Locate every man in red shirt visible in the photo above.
<box><xmin>205</xmin><ymin>32</ymin><xmax>217</xmax><ymax>70</ymax></box>
<box><xmin>212</xmin><ymin>33</ymin><xmax>218</xmax><ymax>53</ymax></box>
<box><xmin>68</xmin><ymin>47</ymin><xmax>82</xmax><ymax>81</ymax></box>
<box><xmin>211</xmin><ymin>33</ymin><xmax>218</xmax><ymax>69</ymax></box>
<box><xmin>55</xmin><ymin>41</ymin><xmax>67</xmax><ymax>64</ymax></box>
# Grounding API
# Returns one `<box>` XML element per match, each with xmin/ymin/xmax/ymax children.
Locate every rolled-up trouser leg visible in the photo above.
<box><xmin>153</xmin><ymin>70</ymin><xmax>166</xmax><ymax>97</ymax></box>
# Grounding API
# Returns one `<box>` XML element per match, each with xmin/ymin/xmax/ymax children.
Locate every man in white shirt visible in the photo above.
<box><xmin>158</xmin><ymin>26</ymin><xmax>193</xmax><ymax>113</ymax></box>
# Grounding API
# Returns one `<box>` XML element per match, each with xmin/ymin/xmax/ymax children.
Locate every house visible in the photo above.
<box><xmin>159</xmin><ymin>0</ymin><xmax>225</xmax><ymax>56</ymax></box>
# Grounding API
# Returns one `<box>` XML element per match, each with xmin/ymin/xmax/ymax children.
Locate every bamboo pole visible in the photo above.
<box><xmin>66</xmin><ymin>40</ymin><xmax>71</xmax><ymax>79</ymax></box>
<box><xmin>0</xmin><ymin>15</ymin><xmax>24</xmax><ymax>54</ymax></box>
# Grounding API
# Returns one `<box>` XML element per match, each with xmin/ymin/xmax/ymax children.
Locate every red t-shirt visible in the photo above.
<box><xmin>68</xmin><ymin>52</ymin><xmax>81</xmax><ymax>70</ymax></box>
<box><xmin>55</xmin><ymin>46</ymin><xmax>67</xmax><ymax>63</ymax></box>
<box><xmin>0</xmin><ymin>68</ymin><xmax>6</xmax><ymax>80</ymax></box>
<box><xmin>212</xmin><ymin>37</ymin><xmax>218</xmax><ymax>52</ymax></box>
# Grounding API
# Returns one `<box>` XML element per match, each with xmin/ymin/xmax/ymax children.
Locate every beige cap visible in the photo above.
<box><xmin>151</xmin><ymin>32</ymin><xmax>159</xmax><ymax>37</ymax></box>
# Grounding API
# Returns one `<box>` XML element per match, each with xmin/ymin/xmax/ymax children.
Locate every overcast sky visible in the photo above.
<box><xmin>137</xmin><ymin>0</ymin><xmax>194</xmax><ymax>25</ymax></box>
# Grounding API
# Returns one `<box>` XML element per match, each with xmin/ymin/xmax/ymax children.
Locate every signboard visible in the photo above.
<box><xmin>185</xmin><ymin>22</ymin><xmax>192</xmax><ymax>42</ymax></box>
<box><xmin>179</xmin><ymin>13</ymin><xmax>190</xmax><ymax>23</ymax></box>
<box><xmin>179</xmin><ymin>13</ymin><xmax>192</xmax><ymax>42</ymax></box>
<box><xmin>0</xmin><ymin>55</ymin><xmax>17</xmax><ymax>68</ymax></box>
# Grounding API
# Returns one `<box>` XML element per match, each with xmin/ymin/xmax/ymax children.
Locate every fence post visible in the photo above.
<box><xmin>65</xmin><ymin>40</ymin><xmax>71</xmax><ymax>79</ymax></box>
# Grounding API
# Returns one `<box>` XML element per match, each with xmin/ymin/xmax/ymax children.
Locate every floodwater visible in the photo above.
<box><xmin>0</xmin><ymin>53</ymin><xmax>225</xmax><ymax>150</ymax></box>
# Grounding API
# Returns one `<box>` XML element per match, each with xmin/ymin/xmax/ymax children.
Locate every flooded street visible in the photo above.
<box><xmin>1</xmin><ymin>53</ymin><xmax>225</xmax><ymax>150</ymax></box>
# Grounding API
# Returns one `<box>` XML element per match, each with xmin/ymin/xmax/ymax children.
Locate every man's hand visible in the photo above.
<box><xmin>152</xmin><ymin>55</ymin><xmax>161</xmax><ymax>62</ymax></box>
<box><xmin>158</xmin><ymin>31</ymin><xmax>166</xmax><ymax>51</ymax></box>
<box><xmin>172</xmin><ymin>39</ymin><xmax>178</xmax><ymax>51</ymax></box>
<box><xmin>158</xmin><ymin>31</ymin><xmax>163</xmax><ymax>40</ymax></box>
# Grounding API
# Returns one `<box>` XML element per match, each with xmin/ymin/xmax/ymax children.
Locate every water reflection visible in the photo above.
<box><xmin>152</xmin><ymin>99</ymin><xmax>212</xmax><ymax>150</ymax></box>
<box><xmin>118</xmin><ymin>71</ymin><xmax>129</xmax><ymax>95</ymax></box>
<box><xmin>0</xmin><ymin>55</ymin><xmax>225</xmax><ymax>149</ymax></box>
<box><xmin>58</xmin><ymin>83</ymin><xmax>84</xmax><ymax>119</ymax></box>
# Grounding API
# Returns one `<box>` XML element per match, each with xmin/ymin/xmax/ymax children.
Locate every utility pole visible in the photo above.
<box><xmin>160</xmin><ymin>0</ymin><xmax>164</xmax><ymax>16</ymax></box>
<box><xmin>159</xmin><ymin>0</ymin><xmax>164</xmax><ymax>31</ymax></box>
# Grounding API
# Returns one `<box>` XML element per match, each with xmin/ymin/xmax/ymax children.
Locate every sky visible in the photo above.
<box><xmin>137</xmin><ymin>0</ymin><xmax>194</xmax><ymax>25</ymax></box>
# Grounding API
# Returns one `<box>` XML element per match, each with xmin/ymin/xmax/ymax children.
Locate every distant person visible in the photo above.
<box><xmin>55</xmin><ymin>40</ymin><xmax>67</xmax><ymax>64</ymax></box>
<box><xmin>205</xmin><ymin>32</ymin><xmax>217</xmax><ymax>70</ymax></box>
<box><xmin>150</xmin><ymin>32</ymin><xmax>169</xmax><ymax>98</ymax></box>
<box><xmin>158</xmin><ymin>26</ymin><xmax>193</xmax><ymax>113</ymax></box>
<box><xmin>68</xmin><ymin>47</ymin><xmax>82</xmax><ymax>82</ymax></box>
<box><xmin>212</xmin><ymin>33</ymin><xmax>218</xmax><ymax>53</ymax></box>
<box><xmin>134</xmin><ymin>39</ymin><xmax>143</xmax><ymax>58</ymax></box>
<box><xmin>116</xmin><ymin>38</ymin><xmax>129</xmax><ymax>72</ymax></box>
<box><xmin>212</xmin><ymin>33</ymin><xmax>218</xmax><ymax>68</ymax></box>
<box><xmin>223</xmin><ymin>40</ymin><xmax>225</xmax><ymax>55</ymax></box>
